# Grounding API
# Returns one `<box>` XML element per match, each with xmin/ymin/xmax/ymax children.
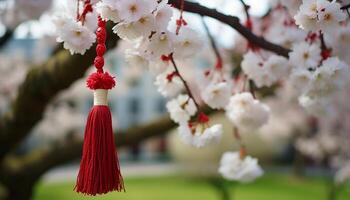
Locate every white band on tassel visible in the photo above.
<box><xmin>94</xmin><ymin>89</ymin><xmax>108</xmax><ymax>106</ymax></box>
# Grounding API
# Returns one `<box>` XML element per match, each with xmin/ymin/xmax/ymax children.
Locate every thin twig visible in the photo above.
<box><xmin>169</xmin><ymin>53</ymin><xmax>200</xmax><ymax>110</ymax></box>
<box><xmin>233</xmin><ymin>127</ymin><xmax>246</xmax><ymax>158</ymax></box>
<box><xmin>76</xmin><ymin>0</ymin><xmax>80</xmax><ymax>21</ymax></box>
<box><xmin>340</xmin><ymin>3</ymin><xmax>350</xmax><ymax>10</ymax></box>
<box><xmin>319</xmin><ymin>31</ymin><xmax>328</xmax><ymax>52</ymax></box>
<box><xmin>238</xmin><ymin>0</ymin><xmax>250</xmax><ymax>21</ymax></box>
<box><xmin>201</xmin><ymin>17</ymin><xmax>223</xmax><ymax>69</ymax></box>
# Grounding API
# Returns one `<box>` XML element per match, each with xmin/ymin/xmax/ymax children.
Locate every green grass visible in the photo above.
<box><xmin>35</xmin><ymin>173</ymin><xmax>350</xmax><ymax>200</ymax></box>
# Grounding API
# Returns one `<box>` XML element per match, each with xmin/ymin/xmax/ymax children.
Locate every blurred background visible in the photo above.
<box><xmin>0</xmin><ymin>0</ymin><xmax>350</xmax><ymax>200</ymax></box>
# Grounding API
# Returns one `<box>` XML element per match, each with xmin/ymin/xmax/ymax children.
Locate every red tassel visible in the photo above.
<box><xmin>75</xmin><ymin>15</ymin><xmax>125</xmax><ymax>195</ymax></box>
<box><xmin>75</xmin><ymin>103</ymin><xmax>124</xmax><ymax>195</ymax></box>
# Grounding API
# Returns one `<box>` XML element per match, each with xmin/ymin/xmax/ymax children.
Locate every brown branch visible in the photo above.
<box><xmin>0</xmin><ymin>115</ymin><xmax>176</xmax><ymax>185</ymax></box>
<box><xmin>0</xmin><ymin>22</ymin><xmax>119</xmax><ymax>161</ymax></box>
<box><xmin>169</xmin><ymin>0</ymin><xmax>290</xmax><ymax>57</ymax></box>
<box><xmin>340</xmin><ymin>3</ymin><xmax>350</xmax><ymax>10</ymax></box>
<box><xmin>0</xmin><ymin>29</ymin><xmax>13</xmax><ymax>49</ymax></box>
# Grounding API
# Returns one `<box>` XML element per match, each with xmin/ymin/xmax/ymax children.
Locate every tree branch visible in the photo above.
<box><xmin>169</xmin><ymin>0</ymin><xmax>290</xmax><ymax>57</ymax></box>
<box><xmin>0</xmin><ymin>114</ymin><xmax>176</xmax><ymax>186</ymax></box>
<box><xmin>0</xmin><ymin>29</ymin><xmax>13</xmax><ymax>49</ymax></box>
<box><xmin>340</xmin><ymin>3</ymin><xmax>350</xmax><ymax>10</ymax></box>
<box><xmin>0</xmin><ymin>22</ymin><xmax>119</xmax><ymax>161</ymax></box>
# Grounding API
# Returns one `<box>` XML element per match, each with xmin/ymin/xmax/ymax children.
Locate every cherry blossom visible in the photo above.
<box><xmin>201</xmin><ymin>81</ymin><xmax>231</xmax><ymax>109</ymax></box>
<box><xmin>112</xmin><ymin>14</ymin><xmax>156</xmax><ymax>41</ymax></box>
<box><xmin>178</xmin><ymin>122</ymin><xmax>222</xmax><ymax>148</ymax></box>
<box><xmin>96</xmin><ymin>0</ymin><xmax>121</xmax><ymax>23</ymax></box>
<box><xmin>335</xmin><ymin>162</ymin><xmax>350</xmax><ymax>184</ymax></box>
<box><xmin>166</xmin><ymin>94</ymin><xmax>197</xmax><ymax>124</ymax></box>
<box><xmin>289</xmin><ymin>42</ymin><xmax>321</xmax><ymax>70</ymax></box>
<box><xmin>58</xmin><ymin>20</ymin><xmax>96</xmax><ymax>55</ymax></box>
<box><xmin>218</xmin><ymin>152</ymin><xmax>264</xmax><ymax>183</ymax></box>
<box><xmin>241</xmin><ymin>51</ymin><xmax>288</xmax><ymax>88</ymax></box>
<box><xmin>173</xmin><ymin>27</ymin><xmax>203</xmax><ymax>59</ymax></box>
<box><xmin>117</xmin><ymin>0</ymin><xmax>157</xmax><ymax>23</ymax></box>
<box><xmin>154</xmin><ymin>69</ymin><xmax>184</xmax><ymax>97</ymax></box>
<box><xmin>226</xmin><ymin>92</ymin><xmax>270</xmax><ymax>131</ymax></box>
<box><xmin>294</xmin><ymin>0</ymin><xmax>346</xmax><ymax>34</ymax></box>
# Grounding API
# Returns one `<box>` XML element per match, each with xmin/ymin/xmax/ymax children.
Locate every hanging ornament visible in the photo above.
<box><xmin>75</xmin><ymin>16</ymin><xmax>125</xmax><ymax>195</ymax></box>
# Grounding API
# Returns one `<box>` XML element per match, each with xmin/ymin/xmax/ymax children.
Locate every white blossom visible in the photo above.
<box><xmin>264</xmin><ymin>54</ymin><xmax>290</xmax><ymax>80</ymax></box>
<box><xmin>265</xmin><ymin>25</ymin><xmax>307</xmax><ymax>49</ymax></box>
<box><xmin>294</xmin><ymin>0</ymin><xmax>346</xmax><ymax>34</ymax></box>
<box><xmin>125</xmin><ymin>48</ymin><xmax>149</xmax><ymax>68</ymax></box>
<box><xmin>289</xmin><ymin>68</ymin><xmax>313</xmax><ymax>93</ymax></box>
<box><xmin>117</xmin><ymin>0</ymin><xmax>157</xmax><ymax>23</ymax></box>
<box><xmin>56</xmin><ymin>20</ymin><xmax>96</xmax><ymax>55</ymax></box>
<box><xmin>218</xmin><ymin>152</ymin><xmax>264</xmax><ymax>183</ymax></box>
<box><xmin>295</xmin><ymin>137</ymin><xmax>324</xmax><ymax>161</ymax></box>
<box><xmin>154</xmin><ymin>69</ymin><xmax>184</xmax><ymax>97</ymax></box>
<box><xmin>294</xmin><ymin>0</ymin><xmax>319</xmax><ymax>32</ymax></box>
<box><xmin>241</xmin><ymin>51</ymin><xmax>268</xmax><ymax>87</ymax></box>
<box><xmin>201</xmin><ymin>81</ymin><xmax>231</xmax><ymax>109</ymax></box>
<box><xmin>154</xmin><ymin>1</ymin><xmax>173</xmax><ymax>31</ymax></box>
<box><xmin>148</xmin><ymin>59</ymin><xmax>170</xmax><ymax>75</ymax></box>
<box><xmin>289</xmin><ymin>42</ymin><xmax>321</xmax><ymax>70</ymax></box>
<box><xmin>52</xmin><ymin>14</ymin><xmax>74</xmax><ymax>40</ymax></box>
<box><xmin>142</xmin><ymin>32</ymin><xmax>175</xmax><ymax>59</ymax></box>
<box><xmin>96</xmin><ymin>0</ymin><xmax>121</xmax><ymax>23</ymax></box>
<box><xmin>297</xmin><ymin>57</ymin><xmax>349</xmax><ymax>115</ymax></box>
<box><xmin>173</xmin><ymin>27</ymin><xmax>203</xmax><ymax>59</ymax></box>
<box><xmin>178</xmin><ymin>123</ymin><xmax>223</xmax><ymax>148</ymax></box>
<box><xmin>306</xmin><ymin>57</ymin><xmax>348</xmax><ymax>98</ymax></box>
<box><xmin>241</xmin><ymin>51</ymin><xmax>287</xmax><ymax>88</ymax></box>
<box><xmin>335</xmin><ymin>162</ymin><xmax>350</xmax><ymax>184</ymax></box>
<box><xmin>298</xmin><ymin>95</ymin><xmax>332</xmax><ymax>115</ymax></box>
<box><xmin>85</xmin><ymin>12</ymin><xmax>99</xmax><ymax>32</ymax></box>
<box><xmin>113</xmin><ymin>14</ymin><xmax>156</xmax><ymax>41</ymax></box>
<box><xmin>226</xmin><ymin>92</ymin><xmax>270</xmax><ymax>131</ymax></box>
<box><xmin>317</xmin><ymin>0</ymin><xmax>347</xmax><ymax>34</ymax></box>
<box><xmin>325</xmin><ymin>25</ymin><xmax>350</xmax><ymax>63</ymax></box>
<box><xmin>166</xmin><ymin>94</ymin><xmax>197</xmax><ymax>124</ymax></box>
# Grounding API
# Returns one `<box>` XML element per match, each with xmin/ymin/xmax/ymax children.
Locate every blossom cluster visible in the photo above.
<box><xmin>270</xmin><ymin>0</ymin><xmax>350</xmax><ymax>184</ymax></box>
<box><xmin>219</xmin><ymin>152</ymin><xmax>263</xmax><ymax>183</ymax></box>
<box><xmin>289</xmin><ymin>43</ymin><xmax>349</xmax><ymax>115</ymax></box>
<box><xmin>294</xmin><ymin>0</ymin><xmax>346</xmax><ymax>34</ymax></box>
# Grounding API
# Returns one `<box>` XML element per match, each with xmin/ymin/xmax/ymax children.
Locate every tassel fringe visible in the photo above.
<box><xmin>75</xmin><ymin>105</ymin><xmax>125</xmax><ymax>195</ymax></box>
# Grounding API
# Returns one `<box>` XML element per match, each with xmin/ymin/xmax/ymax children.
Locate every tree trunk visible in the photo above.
<box><xmin>326</xmin><ymin>180</ymin><xmax>338</xmax><ymax>200</ymax></box>
<box><xmin>293</xmin><ymin>150</ymin><xmax>305</xmax><ymax>177</ymax></box>
<box><xmin>209</xmin><ymin>178</ymin><xmax>231</xmax><ymax>200</ymax></box>
<box><xmin>5</xmin><ymin>184</ymin><xmax>34</xmax><ymax>200</ymax></box>
<box><xmin>0</xmin><ymin>179</ymin><xmax>36</xmax><ymax>200</ymax></box>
